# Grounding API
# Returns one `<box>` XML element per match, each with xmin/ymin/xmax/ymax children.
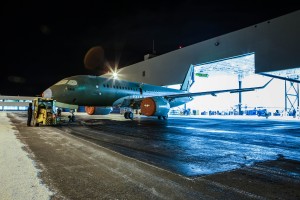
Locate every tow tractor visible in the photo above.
<box><xmin>28</xmin><ymin>97</ymin><xmax>75</xmax><ymax>126</ymax></box>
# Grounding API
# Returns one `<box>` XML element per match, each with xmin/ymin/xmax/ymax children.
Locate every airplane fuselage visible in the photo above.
<box><xmin>43</xmin><ymin>75</ymin><xmax>193</xmax><ymax>108</ymax></box>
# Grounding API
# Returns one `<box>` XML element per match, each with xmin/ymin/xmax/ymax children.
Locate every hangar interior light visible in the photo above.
<box><xmin>264</xmin><ymin>68</ymin><xmax>300</xmax><ymax>80</ymax></box>
<box><xmin>167</xmin><ymin>53</ymin><xmax>296</xmax><ymax>115</ymax></box>
<box><xmin>194</xmin><ymin>53</ymin><xmax>255</xmax><ymax>77</ymax></box>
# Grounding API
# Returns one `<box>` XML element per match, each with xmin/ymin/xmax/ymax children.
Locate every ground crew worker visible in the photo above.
<box><xmin>27</xmin><ymin>103</ymin><xmax>33</xmax><ymax>126</ymax></box>
<box><xmin>293</xmin><ymin>109</ymin><xmax>296</xmax><ymax>118</ymax></box>
<box><xmin>57</xmin><ymin>108</ymin><xmax>62</xmax><ymax>116</ymax></box>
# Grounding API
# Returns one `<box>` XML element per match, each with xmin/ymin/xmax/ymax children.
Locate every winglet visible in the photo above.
<box><xmin>260</xmin><ymin>78</ymin><xmax>273</xmax><ymax>89</ymax></box>
<box><xmin>230</xmin><ymin>78</ymin><xmax>273</xmax><ymax>94</ymax></box>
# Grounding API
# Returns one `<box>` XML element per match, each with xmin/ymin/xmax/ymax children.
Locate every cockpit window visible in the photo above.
<box><xmin>67</xmin><ymin>80</ymin><xmax>78</xmax><ymax>86</ymax></box>
<box><xmin>55</xmin><ymin>80</ymin><xmax>68</xmax><ymax>85</ymax></box>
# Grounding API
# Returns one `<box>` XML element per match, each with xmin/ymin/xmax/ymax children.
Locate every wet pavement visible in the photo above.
<box><xmin>7</xmin><ymin>112</ymin><xmax>300</xmax><ymax>199</ymax></box>
<box><xmin>61</xmin><ymin>114</ymin><xmax>300</xmax><ymax>177</ymax></box>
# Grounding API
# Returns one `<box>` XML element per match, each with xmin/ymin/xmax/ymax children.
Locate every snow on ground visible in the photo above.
<box><xmin>0</xmin><ymin>112</ymin><xmax>53</xmax><ymax>200</ymax></box>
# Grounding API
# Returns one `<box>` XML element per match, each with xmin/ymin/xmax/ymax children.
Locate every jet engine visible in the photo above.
<box><xmin>85</xmin><ymin>106</ymin><xmax>113</xmax><ymax>115</ymax></box>
<box><xmin>140</xmin><ymin>97</ymin><xmax>170</xmax><ymax>116</ymax></box>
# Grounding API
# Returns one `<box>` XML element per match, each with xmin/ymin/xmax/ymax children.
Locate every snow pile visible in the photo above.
<box><xmin>0</xmin><ymin>112</ymin><xmax>53</xmax><ymax>200</ymax></box>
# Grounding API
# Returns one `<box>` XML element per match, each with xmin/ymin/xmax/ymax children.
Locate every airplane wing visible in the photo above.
<box><xmin>164</xmin><ymin>78</ymin><xmax>273</xmax><ymax>99</ymax></box>
<box><xmin>117</xmin><ymin>78</ymin><xmax>273</xmax><ymax>108</ymax></box>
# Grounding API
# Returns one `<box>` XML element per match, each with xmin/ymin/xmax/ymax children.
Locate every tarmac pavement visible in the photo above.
<box><xmin>2</xmin><ymin>112</ymin><xmax>300</xmax><ymax>199</ymax></box>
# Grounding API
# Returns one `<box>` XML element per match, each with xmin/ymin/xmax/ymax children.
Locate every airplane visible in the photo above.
<box><xmin>42</xmin><ymin>65</ymin><xmax>273</xmax><ymax>120</ymax></box>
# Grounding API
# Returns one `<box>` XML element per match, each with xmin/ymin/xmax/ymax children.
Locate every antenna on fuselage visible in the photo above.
<box><xmin>139</xmin><ymin>83</ymin><xmax>144</xmax><ymax>95</ymax></box>
<box><xmin>144</xmin><ymin>40</ymin><xmax>157</xmax><ymax>61</ymax></box>
<box><xmin>153</xmin><ymin>40</ymin><xmax>156</xmax><ymax>54</ymax></box>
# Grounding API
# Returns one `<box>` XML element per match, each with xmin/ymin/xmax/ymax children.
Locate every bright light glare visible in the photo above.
<box><xmin>113</xmin><ymin>72</ymin><xmax>118</xmax><ymax>79</ymax></box>
<box><xmin>105</xmin><ymin>63</ymin><xmax>123</xmax><ymax>80</ymax></box>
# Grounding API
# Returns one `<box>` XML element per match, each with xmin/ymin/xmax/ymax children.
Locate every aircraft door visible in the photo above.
<box><xmin>139</xmin><ymin>83</ymin><xmax>144</xmax><ymax>95</ymax></box>
<box><xmin>92</xmin><ymin>76</ymin><xmax>101</xmax><ymax>96</ymax></box>
<box><xmin>96</xmin><ymin>76</ymin><xmax>102</xmax><ymax>96</ymax></box>
<box><xmin>139</xmin><ymin>87</ymin><xmax>143</xmax><ymax>95</ymax></box>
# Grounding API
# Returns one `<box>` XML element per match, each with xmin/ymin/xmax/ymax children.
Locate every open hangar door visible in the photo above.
<box><xmin>167</xmin><ymin>53</ymin><xmax>289</xmax><ymax>117</ymax></box>
<box><xmin>259</xmin><ymin>68</ymin><xmax>300</xmax><ymax>116</ymax></box>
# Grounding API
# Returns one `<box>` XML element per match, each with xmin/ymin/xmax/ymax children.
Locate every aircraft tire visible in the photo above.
<box><xmin>158</xmin><ymin>116</ymin><xmax>162</xmax><ymax>120</ymax></box>
<box><xmin>124</xmin><ymin>112</ymin><xmax>129</xmax><ymax>119</ymax></box>
<box><xmin>128</xmin><ymin>112</ymin><xmax>133</xmax><ymax>120</ymax></box>
<box><xmin>163</xmin><ymin>115</ymin><xmax>168</xmax><ymax>120</ymax></box>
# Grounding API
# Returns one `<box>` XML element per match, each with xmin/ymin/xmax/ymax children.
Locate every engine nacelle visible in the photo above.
<box><xmin>85</xmin><ymin>106</ymin><xmax>113</xmax><ymax>115</ymax></box>
<box><xmin>140</xmin><ymin>97</ymin><xmax>170</xmax><ymax>116</ymax></box>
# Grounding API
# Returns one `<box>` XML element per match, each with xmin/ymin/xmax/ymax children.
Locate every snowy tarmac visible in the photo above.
<box><xmin>0</xmin><ymin>113</ymin><xmax>53</xmax><ymax>200</ymax></box>
<box><xmin>1</xmin><ymin>111</ymin><xmax>300</xmax><ymax>199</ymax></box>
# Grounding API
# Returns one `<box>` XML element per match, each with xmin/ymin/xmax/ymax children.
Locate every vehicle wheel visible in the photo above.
<box><xmin>35</xmin><ymin>121</ymin><xmax>39</xmax><ymax>127</ymax></box>
<box><xmin>32</xmin><ymin>118</ymin><xmax>39</xmax><ymax>126</ymax></box>
<box><xmin>163</xmin><ymin>115</ymin><xmax>168</xmax><ymax>120</ymax></box>
<box><xmin>158</xmin><ymin>116</ymin><xmax>162</xmax><ymax>120</ymax></box>
<box><xmin>128</xmin><ymin>112</ymin><xmax>134</xmax><ymax>120</ymax></box>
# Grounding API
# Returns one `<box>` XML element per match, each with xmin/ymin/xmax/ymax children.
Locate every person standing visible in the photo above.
<box><xmin>293</xmin><ymin>109</ymin><xmax>296</xmax><ymax>118</ymax></box>
<box><xmin>27</xmin><ymin>103</ymin><xmax>33</xmax><ymax>126</ymax></box>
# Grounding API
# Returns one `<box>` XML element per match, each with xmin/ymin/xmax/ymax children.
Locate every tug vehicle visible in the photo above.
<box><xmin>27</xmin><ymin>97</ymin><xmax>77</xmax><ymax>127</ymax></box>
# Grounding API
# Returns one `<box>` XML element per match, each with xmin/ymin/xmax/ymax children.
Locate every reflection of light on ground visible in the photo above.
<box><xmin>268</xmin><ymin>125</ymin><xmax>293</xmax><ymax>129</ymax></box>
<box><xmin>166</xmin><ymin>125</ymin><xmax>199</xmax><ymax>130</ymax></box>
<box><xmin>164</xmin><ymin>119</ymin><xmax>300</xmax><ymax>176</ymax></box>
<box><xmin>206</xmin><ymin>130</ymin><xmax>238</xmax><ymax>134</ymax></box>
<box><xmin>167</xmin><ymin>125</ymin><xmax>239</xmax><ymax>134</ymax></box>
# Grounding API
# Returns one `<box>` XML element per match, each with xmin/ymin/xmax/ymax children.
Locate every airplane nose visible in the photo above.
<box><xmin>42</xmin><ymin>88</ymin><xmax>52</xmax><ymax>98</ymax></box>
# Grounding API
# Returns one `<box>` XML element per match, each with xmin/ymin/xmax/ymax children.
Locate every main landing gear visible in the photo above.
<box><xmin>123</xmin><ymin>112</ymin><xmax>168</xmax><ymax>120</ymax></box>
<box><xmin>157</xmin><ymin>115</ymin><xmax>168</xmax><ymax>120</ymax></box>
<box><xmin>124</xmin><ymin>111</ymin><xmax>134</xmax><ymax>120</ymax></box>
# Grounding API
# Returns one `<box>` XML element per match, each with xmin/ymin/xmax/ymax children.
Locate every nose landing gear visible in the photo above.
<box><xmin>158</xmin><ymin>115</ymin><xmax>168</xmax><ymax>120</ymax></box>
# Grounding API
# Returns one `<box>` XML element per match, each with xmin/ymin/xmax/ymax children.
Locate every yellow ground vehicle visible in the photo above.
<box><xmin>31</xmin><ymin>97</ymin><xmax>59</xmax><ymax>126</ymax></box>
<box><xmin>27</xmin><ymin>97</ymin><xmax>77</xmax><ymax>126</ymax></box>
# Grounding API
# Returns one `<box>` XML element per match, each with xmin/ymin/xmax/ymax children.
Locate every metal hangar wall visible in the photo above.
<box><xmin>115</xmin><ymin>10</ymin><xmax>300</xmax><ymax>86</ymax></box>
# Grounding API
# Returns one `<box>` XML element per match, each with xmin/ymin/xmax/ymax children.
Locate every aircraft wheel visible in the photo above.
<box><xmin>163</xmin><ymin>115</ymin><xmax>168</xmax><ymax>120</ymax></box>
<box><xmin>124</xmin><ymin>112</ymin><xmax>129</xmax><ymax>119</ymax></box>
<box><xmin>128</xmin><ymin>112</ymin><xmax>134</xmax><ymax>120</ymax></box>
<box><xmin>158</xmin><ymin>116</ymin><xmax>162</xmax><ymax>120</ymax></box>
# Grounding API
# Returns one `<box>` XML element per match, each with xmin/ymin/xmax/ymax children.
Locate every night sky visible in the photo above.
<box><xmin>1</xmin><ymin>1</ymin><xmax>299</xmax><ymax>96</ymax></box>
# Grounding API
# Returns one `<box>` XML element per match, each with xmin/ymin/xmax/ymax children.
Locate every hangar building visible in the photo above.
<box><xmin>110</xmin><ymin>10</ymin><xmax>300</xmax><ymax>115</ymax></box>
